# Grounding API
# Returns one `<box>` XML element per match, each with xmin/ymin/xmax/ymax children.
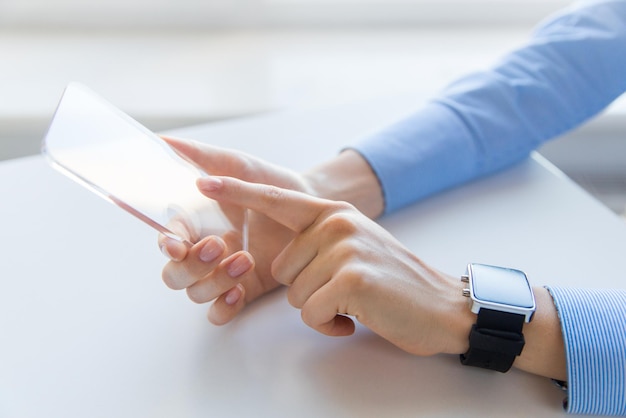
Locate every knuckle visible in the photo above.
<box><xmin>333</xmin><ymin>239</ymin><xmax>361</xmax><ymax>261</ymax></box>
<box><xmin>336</xmin><ymin>265</ymin><xmax>370</xmax><ymax>295</ymax></box>
<box><xmin>270</xmin><ymin>262</ymin><xmax>285</xmax><ymax>285</ymax></box>
<box><xmin>300</xmin><ymin>307</ymin><xmax>314</xmax><ymax>328</ymax></box>
<box><xmin>319</xmin><ymin>210</ymin><xmax>359</xmax><ymax>237</ymax></box>
<box><xmin>334</xmin><ymin>201</ymin><xmax>356</xmax><ymax>212</ymax></box>
<box><xmin>261</xmin><ymin>184</ymin><xmax>286</xmax><ymax>205</ymax></box>
<box><xmin>286</xmin><ymin>288</ymin><xmax>303</xmax><ymax>308</ymax></box>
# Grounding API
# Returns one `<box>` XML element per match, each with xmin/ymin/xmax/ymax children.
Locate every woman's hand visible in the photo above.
<box><xmin>158</xmin><ymin>136</ymin><xmax>313</xmax><ymax>324</ymax></box>
<box><xmin>196</xmin><ymin>175</ymin><xmax>475</xmax><ymax>356</ymax></box>
<box><xmin>158</xmin><ymin>135</ymin><xmax>385</xmax><ymax>326</ymax></box>
<box><xmin>156</xmin><ymin>143</ymin><xmax>566</xmax><ymax>378</ymax></box>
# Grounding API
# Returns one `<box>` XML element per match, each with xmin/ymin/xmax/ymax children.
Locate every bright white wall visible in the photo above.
<box><xmin>1</xmin><ymin>0</ymin><xmax>625</xmax><ymax>214</ymax></box>
<box><xmin>0</xmin><ymin>0</ymin><xmax>570</xmax><ymax>28</ymax></box>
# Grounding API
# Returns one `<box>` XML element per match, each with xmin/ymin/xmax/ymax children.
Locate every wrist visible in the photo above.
<box><xmin>425</xmin><ymin>272</ymin><xmax>475</xmax><ymax>355</ymax></box>
<box><xmin>304</xmin><ymin>149</ymin><xmax>384</xmax><ymax>219</ymax></box>
<box><xmin>512</xmin><ymin>287</ymin><xmax>567</xmax><ymax>380</ymax></box>
<box><xmin>442</xmin><ymin>276</ymin><xmax>476</xmax><ymax>355</ymax></box>
<box><xmin>459</xmin><ymin>264</ymin><xmax>539</xmax><ymax>373</ymax></box>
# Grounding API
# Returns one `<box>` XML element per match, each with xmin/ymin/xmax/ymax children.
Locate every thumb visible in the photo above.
<box><xmin>161</xmin><ymin>136</ymin><xmax>304</xmax><ymax>190</ymax></box>
<box><xmin>161</xmin><ymin>135</ymin><xmax>252</xmax><ymax>178</ymax></box>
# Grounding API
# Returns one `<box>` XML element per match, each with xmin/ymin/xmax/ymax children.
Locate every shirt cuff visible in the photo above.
<box><xmin>546</xmin><ymin>286</ymin><xmax>626</xmax><ymax>415</ymax></box>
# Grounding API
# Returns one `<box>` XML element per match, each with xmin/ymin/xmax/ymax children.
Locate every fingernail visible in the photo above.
<box><xmin>199</xmin><ymin>238</ymin><xmax>224</xmax><ymax>263</ymax></box>
<box><xmin>160</xmin><ymin>240</ymin><xmax>182</xmax><ymax>261</ymax></box>
<box><xmin>227</xmin><ymin>253</ymin><xmax>252</xmax><ymax>278</ymax></box>
<box><xmin>225</xmin><ymin>286</ymin><xmax>242</xmax><ymax>305</ymax></box>
<box><xmin>160</xmin><ymin>243</ymin><xmax>172</xmax><ymax>259</ymax></box>
<box><xmin>198</xmin><ymin>176</ymin><xmax>223</xmax><ymax>192</ymax></box>
<box><xmin>159</xmin><ymin>237</ymin><xmax>187</xmax><ymax>261</ymax></box>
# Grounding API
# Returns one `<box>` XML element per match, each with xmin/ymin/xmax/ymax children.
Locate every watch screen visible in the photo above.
<box><xmin>470</xmin><ymin>264</ymin><xmax>534</xmax><ymax>308</ymax></box>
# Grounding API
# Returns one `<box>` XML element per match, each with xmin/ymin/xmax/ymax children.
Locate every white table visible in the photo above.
<box><xmin>2</xmin><ymin>95</ymin><xmax>625</xmax><ymax>417</ymax></box>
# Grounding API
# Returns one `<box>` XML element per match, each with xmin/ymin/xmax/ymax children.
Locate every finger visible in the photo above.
<box><xmin>208</xmin><ymin>268</ymin><xmax>284</xmax><ymax>325</ymax></box>
<box><xmin>208</xmin><ymin>284</ymin><xmax>247</xmax><ymax>325</ymax></box>
<box><xmin>272</xmin><ymin>225</ymin><xmax>327</xmax><ymax>288</ymax></box>
<box><xmin>162</xmin><ymin>135</ymin><xmax>298</xmax><ymax>188</ymax></box>
<box><xmin>159</xmin><ymin>237</ymin><xmax>188</xmax><ymax>262</ymax></box>
<box><xmin>300</xmin><ymin>281</ymin><xmax>356</xmax><ymax>337</ymax></box>
<box><xmin>161</xmin><ymin>235</ymin><xmax>226</xmax><ymax>290</ymax></box>
<box><xmin>197</xmin><ymin>176</ymin><xmax>333</xmax><ymax>233</ymax></box>
<box><xmin>161</xmin><ymin>136</ymin><xmax>217</xmax><ymax>173</ymax></box>
<box><xmin>158</xmin><ymin>219</ymin><xmax>194</xmax><ymax>261</ymax></box>
<box><xmin>285</xmin><ymin>257</ymin><xmax>333</xmax><ymax>308</ymax></box>
<box><xmin>162</xmin><ymin>136</ymin><xmax>249</xmax><ymax>178</ymax></box>
<box><xmin>270</xmin><ymin>229</ymin><xmax>316</xmax><ymax>286</ymax></box>
<box><xmin>186</xmin><ymin>251</ymin><xmax>254</xmax><ymax>304</ymax></box>
<box><xmin>161</xmin><ymin>137</ymin><xmax>254</xmax><ymax>242</ymax></box>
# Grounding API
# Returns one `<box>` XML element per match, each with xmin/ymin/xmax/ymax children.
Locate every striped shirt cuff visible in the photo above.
<box><xmin>546</xmin><ymin>286</ymin><xmax>626</xmax><ymax>415</ymax></box>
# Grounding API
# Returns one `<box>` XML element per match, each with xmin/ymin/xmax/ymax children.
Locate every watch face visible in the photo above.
<box><xmin>470</xmin><ymin>264</ymin><xmax>534</xmax><ymax>308</ymax></box>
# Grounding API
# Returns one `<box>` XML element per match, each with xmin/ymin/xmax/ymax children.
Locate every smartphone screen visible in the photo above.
<box><xmin>42</xmin><ymin>82</ymin><xmax>247</xmax><ymax>249</ymax></box>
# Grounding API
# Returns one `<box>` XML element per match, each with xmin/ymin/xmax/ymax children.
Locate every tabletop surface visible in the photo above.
<box><xmin>2</xmin><ymin>95</ymin><xmax>625</xmax><ymax>418</ymax></box>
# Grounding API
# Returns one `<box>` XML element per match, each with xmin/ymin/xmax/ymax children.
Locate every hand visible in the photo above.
<box><xmin>197</xmin><ymin>175</ymin><xmax>475</xmax><ymax>356</ymax></box>
<box><xmin>158</xmin><ymin>136</ymin><xmax>314</xmax><ymax>324</ymax></box>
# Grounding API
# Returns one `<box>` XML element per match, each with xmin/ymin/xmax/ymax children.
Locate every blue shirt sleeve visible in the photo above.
<box><xmin>351</xmin><ymin>0</ymin><xmax>626</xmax><ymax>414</ymax></box>
<box><xmin>352</xmin><ymin>0</ymin><xmax>626</xmax><ymax>215</ymax></box>
<box><xmin>546</xmin><ymin>287</ymin><xmax>626</xmax><ymax>415</ymax></box>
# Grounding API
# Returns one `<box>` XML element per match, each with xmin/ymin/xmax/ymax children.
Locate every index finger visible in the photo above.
<box><xmin>197</xmin><ymin>176</ymin><xmax>330</xmax><ymax>233</ymax></box>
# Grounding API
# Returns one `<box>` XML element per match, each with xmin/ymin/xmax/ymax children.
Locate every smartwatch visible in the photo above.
<box><xmin>460</xmin><ymin>263</ymin><xmax>536</xmax><ymax>372</ymax></box>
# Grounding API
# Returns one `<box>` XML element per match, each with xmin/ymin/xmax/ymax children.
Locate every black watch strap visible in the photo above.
<box><xmin>460</xmin><ymin>308</ymin><xmax>526</xmax><ymax>373</ymax></box>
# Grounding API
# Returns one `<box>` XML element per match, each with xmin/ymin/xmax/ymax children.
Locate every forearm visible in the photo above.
<box><xmin>353</xmin><ymin>1</ymin><xmax>626</xmax><ymax>215</ymax></box>
<box><xmin>304</xmin><ymin>149</ymin><xmax>385</xmax><ymax>219</ymax></box>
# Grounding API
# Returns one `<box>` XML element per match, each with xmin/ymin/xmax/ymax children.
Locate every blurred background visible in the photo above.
<box><xmin>1</xmin><ymin>0</ymin><xmax>625</xmax><ymax>215</ymax></box>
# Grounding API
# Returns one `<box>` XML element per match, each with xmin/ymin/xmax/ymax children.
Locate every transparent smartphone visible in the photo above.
<box><xmin>42</xmin><ymin>82</ymin><xmax>248</xmax><ymax>249</ymax></box>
